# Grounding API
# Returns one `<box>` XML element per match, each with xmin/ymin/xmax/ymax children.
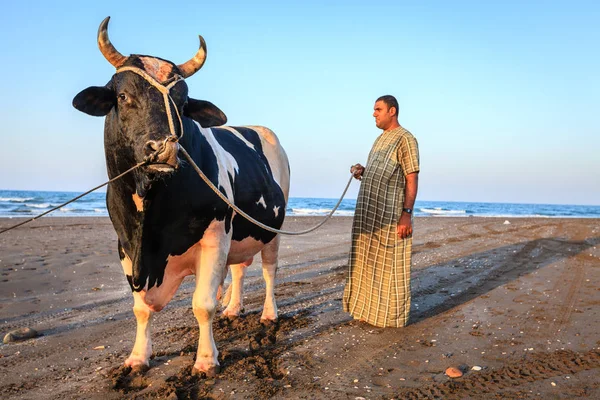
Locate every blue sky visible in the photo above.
<box><xmin>0</xmin><ymin>1</ymin><xmax>598</xmax><ymax>205</ymax></box>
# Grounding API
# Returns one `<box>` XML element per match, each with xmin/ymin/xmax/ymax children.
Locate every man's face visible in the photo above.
<box><xmin>373</xmin><ymin>100</ymin><xmax>396</xmax><ymax>130</ymax></box>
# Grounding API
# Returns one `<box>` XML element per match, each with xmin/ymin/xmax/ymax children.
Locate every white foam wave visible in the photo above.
<box><xmin>24</xmin><ymin>203</ymin><xmax>50</xmax><ymax>209</ymax></box>
<box><xmin>332</xmin><ymin>210</ymin><xmax>354</xmax><ymax>216</ymax></box>
<box><xmin>291</xmin><ymin>208</ymin><xmax>354</xmax><ymax>216</ymax></box>
<box><xmin>420</xmin><ymin>208</ymin><xmax>466</xmax><ymax>215</ymax></box>
<box><xmin>0</xmin><ymin>197</ymin><xmax>34</xmax><ymax>202</ymax></box>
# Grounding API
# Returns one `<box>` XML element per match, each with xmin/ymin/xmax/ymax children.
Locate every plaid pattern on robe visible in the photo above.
<box><xmin>343</xmin><ymin>126</ymin><xmax>420</xmax><ymax>327</ymax></box>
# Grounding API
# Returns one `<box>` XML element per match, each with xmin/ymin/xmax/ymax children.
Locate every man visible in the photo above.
<box><xmin>343</xmin><ymin>95</ymin><xmax>420</xmax><ymax>328</ymax></box>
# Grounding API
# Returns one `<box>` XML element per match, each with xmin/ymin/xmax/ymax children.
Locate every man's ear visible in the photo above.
<box><xmin>73</xmin><ymin>86</ymin><xmax>116</xmax><ymax>116</ymax></box>
<box><xmin>184</xmin><ymin>98</ymin><xmax>227</xmax><ymax>127</ymax></box>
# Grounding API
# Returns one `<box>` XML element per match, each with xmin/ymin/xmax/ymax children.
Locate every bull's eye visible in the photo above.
<box><xmin>118</xmin><ymin>93</ymin><xmax>128</xmax><ymax>102</ymax></box>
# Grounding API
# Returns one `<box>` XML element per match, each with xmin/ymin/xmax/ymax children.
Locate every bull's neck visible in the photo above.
<box><xmin>177</xmin><ymin>117</ymin><xmax>201</xmax><ymax>157</ymax></box>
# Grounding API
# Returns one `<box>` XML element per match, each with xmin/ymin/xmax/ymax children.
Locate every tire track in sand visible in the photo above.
<box><xmin>396</xmin><ymin>349</ymin><xmax>600</xmax><ymax>399</ymax></box>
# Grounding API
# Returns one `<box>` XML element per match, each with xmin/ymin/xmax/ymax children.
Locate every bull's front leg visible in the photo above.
<box><xmin>125</xmin><ymin>291</ymin><xmax>153</xmax><ymax>371</ymax></box>
<box><xmin>119</xmin><ymin>249</ymin><xmax>153</xmax><ymax>371</ymax></box>
<box><xmin>192</xmin><ymin>229</ymin><xmax>230</xmax><ymax>376</ymax></box>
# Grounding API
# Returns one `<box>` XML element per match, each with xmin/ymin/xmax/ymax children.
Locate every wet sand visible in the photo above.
<box><xmin>1</xmin><ymin>216</ymin><xmax>599</xmax><ymax>399</ymax></box>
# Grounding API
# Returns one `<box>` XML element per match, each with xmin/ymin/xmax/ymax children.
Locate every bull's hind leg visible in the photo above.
<box><xmin>222</xmin><ymin>257</ymin><xmax>253</xmax><ymax>318</ymax></box>
<box><xmin>261</xmin><ymin>235</ymin><xmax>280</xmax><ymax>322</ymax></box>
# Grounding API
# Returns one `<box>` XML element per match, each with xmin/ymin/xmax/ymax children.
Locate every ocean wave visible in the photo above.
<box><xmin>419</xmin><ymin>207</ymin><xmax>466</xmax><ymax>215</ymax></box>
<box><xmin>290</xmin><ymin>208</ymin><xmax>354</xmax><ymax>216</ymax></box>
<box><xmin>24</xmin><ymin>203</ymin><xmax>51</xmax><ymax>209</ymax></box>
<box><xmin>2</xmin><ymin>191</ymin><xmax>600</xmax><ymax>219</ymax></box>
<box><xmin>11</xmin><ymin>207</ymin><xmax>33</xmax><ymax>213</ymax></box>
<box><xmin>0</xmin><ymin>197</ymin><xmax>34</xmax><ymax>202</ymax></box>
<box><xmin>329</xmin><ymin>210</ymin><xmax>354</xmax><ymax>216</ymax></box>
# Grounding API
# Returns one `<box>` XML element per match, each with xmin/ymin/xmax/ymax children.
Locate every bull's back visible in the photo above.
<box><xmin>199</xmin><ymin>125</ymin><xmax>288</xmax><ymax>246</ymax></box>
<box><xmin>242</xmin><ymin>126</ymin><xmax>290</xmax><ymax>202</ymax></box>
<box><xmin>206</xmin><ymin>125</ymin><xmax>289</xmax><ymax>201</ymax></box>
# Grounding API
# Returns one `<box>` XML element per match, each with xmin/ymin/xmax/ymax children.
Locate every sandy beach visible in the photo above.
<box><xmin>1</xmin><ymin>216</ymin><xmax>599</xmax><ymax>399</ymax></box>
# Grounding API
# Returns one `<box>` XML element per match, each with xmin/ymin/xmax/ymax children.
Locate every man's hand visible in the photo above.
<box><xmin>350</xmin><ymin>163</ymin><xmax>365</xmax><ymax>180</ymax></box>
<box><xmin>397</xmin><ymin>212</ymin><xmax>413</xmax><ymax>239</ymax></box>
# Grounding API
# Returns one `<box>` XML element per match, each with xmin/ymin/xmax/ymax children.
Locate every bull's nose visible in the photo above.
<box><xmin>144</xmin><ymin>140</ymin><xmax>161</xmax><ymax>157</ymax></box>
<box><xmin>144</xmin><ymin>139</ymin><xmax>179</xmax><ymax>170</ymax></box>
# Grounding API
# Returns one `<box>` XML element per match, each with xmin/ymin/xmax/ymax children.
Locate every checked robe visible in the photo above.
<box><xmin>343</xmin><ymin>126</ymin><xmax>420</xmax><ymax>327</ymax></box>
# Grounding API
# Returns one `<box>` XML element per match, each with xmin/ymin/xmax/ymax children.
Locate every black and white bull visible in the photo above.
<box><xmin>72</xmin><ymin>17</ymin><xmax>290</xmax><ymax>376</ymax></box>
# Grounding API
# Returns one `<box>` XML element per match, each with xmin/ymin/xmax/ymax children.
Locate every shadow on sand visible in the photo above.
<box><xmin>408</xmin><ymin>235</ymin><xmax>599</xmax><ymax>324</ymax></box>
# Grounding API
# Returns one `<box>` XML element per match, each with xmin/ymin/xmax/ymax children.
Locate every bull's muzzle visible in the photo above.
<box><xmin>145</xmin><ymin>139</ymin><xmax>179</xmax><ymax>172</ymax></box>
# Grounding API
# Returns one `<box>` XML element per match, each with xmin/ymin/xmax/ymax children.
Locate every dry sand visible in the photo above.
<box><xmin>1</xmin><ymin>216</ymin><xmax>599</xmax><ymax>399</ymax></box>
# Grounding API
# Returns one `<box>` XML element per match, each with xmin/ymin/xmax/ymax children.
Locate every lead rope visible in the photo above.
<box><xmin>0</xmin><ymin>161</ymin><xmax>147</xmax><ymax>235</ymax></box>
<box><xmin>0</xmin><ymin>68</ymin><xmax>354</xmax><ymax>236</ymax></box>
<box><xmin>179</xmin><ymin>146</ymin><xmax>353</xmax><ymax>235</ymax></box>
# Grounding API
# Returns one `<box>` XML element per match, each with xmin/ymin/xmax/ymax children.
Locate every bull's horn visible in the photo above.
<box><xmin>97</xmin><ymin>16</ymin><xmax>127</xmax><ymax>68</ymax></box>
<box><xmin>177</xmin><ymin>35</ymin><xmax>207</xmax><ymax>78</ymax></box>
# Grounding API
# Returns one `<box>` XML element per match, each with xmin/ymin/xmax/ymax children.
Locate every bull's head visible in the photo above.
<box><xmin>73</xmin><ymin>17</ymin><xmax>226</xmax><ymax>179</ymax></box>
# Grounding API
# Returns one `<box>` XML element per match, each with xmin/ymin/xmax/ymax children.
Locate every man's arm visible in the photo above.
<box><xmin>397</xmin><ymin>172</ymin><xmax>419</xmax><ymax>239</ymax></box>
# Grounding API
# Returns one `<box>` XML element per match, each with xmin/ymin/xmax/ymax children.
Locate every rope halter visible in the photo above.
<box><xmin>115</xmin><ymin>66</ymin><xmax>186</xmax><ymax>160</ymax></box>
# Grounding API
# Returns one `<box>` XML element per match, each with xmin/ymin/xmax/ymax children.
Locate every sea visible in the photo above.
<box><xmin>1</xmin><ymin>190</ymin><xmax>599</xmax><ymax>219</ymax></box>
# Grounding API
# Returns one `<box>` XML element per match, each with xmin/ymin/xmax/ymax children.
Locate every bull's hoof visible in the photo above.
<box><xmin>114</xmin><ymin>364</ymin><xmax>133</xmax><ymax>377</ymax></box>
<box><xmin>192</xmin><ymin>364</ymin><xmax>220</xmax><ymax>378</ymax></box>
<box><xmin>260</xmin><ymin>318</ymin><xmax>278</xmax><ymax>327</ymax></box>
<box><xmin>124</xmin><ymin>357</ymin><xmax>150</xmax><ymax>373</ymax></box>
<box><xmin>130</xmin><ymin>364</ymin><xmax>150</xmax><ymax>374</ymax></box>
<box><xmin>223</xmin><ymin>306</ymin><xmax>244</xmax><ymax>319</ymax></box>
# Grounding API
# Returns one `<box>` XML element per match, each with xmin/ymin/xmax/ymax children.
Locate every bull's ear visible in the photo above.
<box><xmin>73</xmin><ymin>86</ymin><xmax>115</xmax><ymax>116</ymax></box>
<box><xmin>184</xmin><ymin>98</ymin><xmax>227</xmax><ymax>127</ymax></box>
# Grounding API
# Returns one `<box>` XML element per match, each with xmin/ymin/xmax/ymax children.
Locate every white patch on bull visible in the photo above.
<box><xmin>196</xmin><ymin>123</ymin><xmax>239</xmax><ymax>202</ymax></box>
<box><xmin>120</xmin><ymin>252</ymin><xmax>133</xmax><ymax>276</ymax></box>
<box><xmin>220</xmin><ymin>126</ymin><xmax>256</xmax><ymax>150</ymax></box>
<box><xmin>228</xmin><ymin>235</ymin><xmax>267</xmax><ymax>265</ymax></box>
<box><xmin>256</xmin><ymin>195</ymin><xmax>267</xmax><ymax>209</ymax></box>
<box><xmin>273</xmin><ymin>205</ymin><xmax>280</xmax><ymax>218</ymax></box>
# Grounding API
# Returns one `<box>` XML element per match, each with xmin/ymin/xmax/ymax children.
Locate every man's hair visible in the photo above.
<box><xmin>376</xmin><ymin>95</ymin><xmax>399</xmax><ymax>117</ymax></box>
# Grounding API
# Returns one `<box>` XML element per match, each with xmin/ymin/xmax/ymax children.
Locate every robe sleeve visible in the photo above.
<box><xmin>398</xmin><ymin>133</ymin><xmax>420</xmax><ymax>176</ymax></box>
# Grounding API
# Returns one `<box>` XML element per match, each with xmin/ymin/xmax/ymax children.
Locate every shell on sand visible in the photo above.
<box><xmin>445</xmin><ymin>367</ymin><xmax>463</xmax><ymax>378</ymax></box>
